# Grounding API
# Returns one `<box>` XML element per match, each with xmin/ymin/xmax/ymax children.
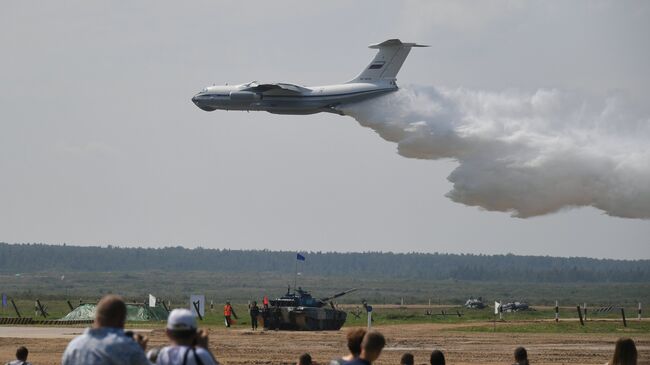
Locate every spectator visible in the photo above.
<box><xmin>298</xmin><ymin>353</ymin><xmax>313</xmax><ymax>365</ymax></box>
<box><xmin>249</xmin><ymin>301</ymin><xmax>260</xmax><ymax>331</ymax></box>
<box><xmin>400</xmin><ymin>353</ymin><xmax>414</xmax><ymax>365</ymax></box>
<box><xmin>513</xmin><ymin>347</ymin><xmax>529</xmax><ymax>365</ymax></box>
<box><xmin>330</xmin><ymin>328</ymin><xmax>366</xmax><ymax>365</ymax></box>
<box><xmin>430</xmin><ymin>350</ymin><xmax>445</xmax><ymax>365</ymax></box>
<box><xmin>61</xmin><ymin>295</ymin><xmax>150</xmax><ymax>365</ymax></box>
<box><xmin>156</xmin><ymin>308</ymin><xmax>219</xmax><ymax>365</ymax></box>
<box><xmin>223</xmin><ymin>301</ymin><xmax>237</xmax><ymax>328</ymax></box>
<box><xmin>5</xmin><ymin>346</ymin><xmax>32</xmax><ymax>365</ymax></box>
<box><xmin>609</xmin><ymin>338</ymin><xmax>637</xmax><ymax>365</ymax></box>
<box><xmin>344</xmin><ymin>331</ymin><xmax>386</xmax><ymax>365</ymax></box>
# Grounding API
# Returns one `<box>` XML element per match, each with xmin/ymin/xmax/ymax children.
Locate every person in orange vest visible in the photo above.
<box><xmin>261</xmin><ymin>296</ymin><xmax>270</xmax><ymax>328</ymax></box>
<box><xmin>224</xmin><ymin>301</ymin><xmax>237</xmax><ymax>328</ymax></box>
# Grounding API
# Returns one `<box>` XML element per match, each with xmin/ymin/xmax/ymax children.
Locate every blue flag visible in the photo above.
<box><xmin>1</xmin><ymin>293</ymin><xmax>6</xmax><ymax>308</ymax></box>
<box><xmin>296</xmin><ymin>253</ymin><xmax>306</xmax><ymax>261</ymax></box>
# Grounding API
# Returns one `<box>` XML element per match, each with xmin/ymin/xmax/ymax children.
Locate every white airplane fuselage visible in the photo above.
<box><xmin>192</xmin><ymin>39</ymin><xmax>427</xmax><ymax>115</ymax></box>
<box><xmin>192</xmin><ymin>81</ymin><xmax>396</xmax><ymax>115</ymax></box>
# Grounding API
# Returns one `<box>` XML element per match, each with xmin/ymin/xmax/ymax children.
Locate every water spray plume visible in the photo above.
<box><xmin>341</xmin><ymin>85</ymin><xmax>650</xmax><ymax>219</ymax></box>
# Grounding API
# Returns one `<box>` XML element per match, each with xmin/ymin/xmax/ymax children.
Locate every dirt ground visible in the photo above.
<box><xmin>1</xmin><ymin>323</ymin><xmax>649</xmax><ymax>365</ymax></box>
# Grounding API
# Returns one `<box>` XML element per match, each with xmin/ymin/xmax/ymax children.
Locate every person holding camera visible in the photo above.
<box><xmin>61</xmin><ymin>295</ymin><xmax>150</xmax><ymax>365</ymax></box>
<box><xmin>156</xmin><ymin>309</ymin><xmax>220</xmax><ymax>365</ymax></box>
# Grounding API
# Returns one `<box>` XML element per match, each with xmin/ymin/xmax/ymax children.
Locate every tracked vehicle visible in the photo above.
<box><xmin>262</xmin><ymin>287</ymin><xmax>356</xmax><ymax>331</ymax></box>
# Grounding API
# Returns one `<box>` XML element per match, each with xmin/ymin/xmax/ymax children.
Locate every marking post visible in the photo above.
<box><xmin>577</xmin><ymin>305</ymin><xmax>584</xmax><ymax>326</ymax></box>
<box><xmin>10</xmin><ymin>299</ymin><xmax>21</xmax><ymax>318</ymax></box>
<box><xmin>193</xmin><ymin>300</ymin><xmax>203</xmax><ymax>321</ymax></box>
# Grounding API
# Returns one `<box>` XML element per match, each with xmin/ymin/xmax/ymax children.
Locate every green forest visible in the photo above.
<box><xmin>1</xmin><ymin>242</ymin><xmax>648</xmax><ymax>283</ymax></box>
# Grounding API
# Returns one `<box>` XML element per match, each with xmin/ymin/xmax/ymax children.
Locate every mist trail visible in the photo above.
<box><xmin>341</xmin><ymin>85</ymin><xmax>650</xmax><ymax>219</ymax></box>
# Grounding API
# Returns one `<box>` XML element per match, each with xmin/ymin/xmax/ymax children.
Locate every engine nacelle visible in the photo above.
<box><xmin>230</xmin><ymin>91</ymin><xmax>262</xmax><ymax>101</ymax></box>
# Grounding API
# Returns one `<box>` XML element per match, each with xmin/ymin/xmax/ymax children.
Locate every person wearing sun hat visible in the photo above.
<box><xmin>156</xmin><ymin>309</ymin><xmax>220</xmax><ymax>365</ymax></box>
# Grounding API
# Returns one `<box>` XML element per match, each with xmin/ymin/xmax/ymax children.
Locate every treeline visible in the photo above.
<box><xmin>1</xmin><ymin>242</ymin><xmax>649</xmax><ymax>283</ymax></box>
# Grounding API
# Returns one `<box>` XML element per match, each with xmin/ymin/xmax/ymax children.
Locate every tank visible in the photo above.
<box><xmin>262</xmin><ymin>287</ymin><xmax>356</xmax><ymax>331</ymax></box>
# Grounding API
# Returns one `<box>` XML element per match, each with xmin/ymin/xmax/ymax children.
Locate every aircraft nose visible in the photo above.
<box><xmin>191</xmin><ymin>94</ymin><xmax>218</xmax><ymax>111</ymax></box>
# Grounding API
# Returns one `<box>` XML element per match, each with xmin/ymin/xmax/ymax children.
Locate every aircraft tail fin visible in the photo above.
<box><xmin>347</xmin><ymin>39</ymin><xmax>428</xmax><ymax>84</ymax></box>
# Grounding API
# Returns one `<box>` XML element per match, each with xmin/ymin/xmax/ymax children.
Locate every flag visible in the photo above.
<box><xmin>494</xmin><ymin>301</ymin><xmax>501</xmax><ymax>315</ymax></box>
<box><xmin>2</xmin><ymin>294</ymin><xmax>7</xmax><ymax>308</ymax></box>
<box><xmin>297</xmin><ymin>253</ymin><xmax>306</xmax><ymax>261</ymax></box>
<box><xmin>148</xmin><ymin>294</ymin><xmax>156</xmax><ymax>308</ymax></box>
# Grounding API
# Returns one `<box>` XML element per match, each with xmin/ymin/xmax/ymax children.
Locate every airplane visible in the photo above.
<box><xmin>191</xmin><ymin>39</ymin><xmax>428</xmax><ymax>115</ymax></box>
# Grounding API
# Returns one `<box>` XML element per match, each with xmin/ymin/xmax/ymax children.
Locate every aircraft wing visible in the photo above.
<box><xmin>242</xmin><ymin>82</ymin><xmax>308</xmax><ymax>95</ymax></box>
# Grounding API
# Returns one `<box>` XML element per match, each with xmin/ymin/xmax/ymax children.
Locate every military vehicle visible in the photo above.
<box><xmin>262</xmin><ymin>287</ymin><xmax>357</xmax><ymax>331</ymax></box>
<box><xmin>464</xmin><ymin>297</ymin><xmax>487</xmax><ymax>309</ymax></box>
<box><xmin>500</xmin><ymin>301</ymin><xmax>531</xmax><ymax>312</ymax></box>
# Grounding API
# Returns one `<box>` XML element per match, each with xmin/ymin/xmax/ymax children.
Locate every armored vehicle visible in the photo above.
<box><xmin>262</xmin><ymin>287</ymin><xmax>356</xmax><ymax>331</ymax></box>
<box><xmin>464</xmin><ymin>297</ymin><xmax>487</xmax><ymax>309</ymax></box>
<box><xmin>500</xmin><ymin>301</ymin><xmax>530</xmax><ymax>312</ymax></box>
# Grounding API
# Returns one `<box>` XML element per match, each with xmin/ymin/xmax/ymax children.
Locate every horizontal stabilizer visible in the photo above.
<box><xmin>369</xmin><ymin>39</ymin><xmax>429</xmax><ymax>49</ymax></box>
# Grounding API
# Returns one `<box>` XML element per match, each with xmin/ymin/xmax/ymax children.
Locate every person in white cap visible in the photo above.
<box><xmin>156</xmin><ymin>309</ymin><xmax>219</xmax><ymax>365</ymax></box>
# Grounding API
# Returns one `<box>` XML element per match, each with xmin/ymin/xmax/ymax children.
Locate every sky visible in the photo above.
<box><xmin>1</xmin><ymin>1</ymin><xmax>649</xmax><ymax>259</ymax></box>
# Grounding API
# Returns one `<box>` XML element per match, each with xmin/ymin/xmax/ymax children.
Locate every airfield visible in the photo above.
<box><xmin>1</xmin><ymin>248</ymin><xmax>649</xmax><ymax>364</ymax></box>
<box><xmin>1</xmin><ymin>305</ymin><xmax>648</xmax><ymax>365</ymax></box>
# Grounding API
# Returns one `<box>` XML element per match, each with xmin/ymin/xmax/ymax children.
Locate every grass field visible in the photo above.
<box><xmin>2</xmin><ymin>269</ymin><xmax>647</xmax><ymax>335</ymax></box>
<box><xmin>4</xmin><ymin>298</ymin><xmax>647</xmax><ymax>335</ymax></box>
<box><xmin>2</xmin><ymin>270</ymin><xmax>649</xmax><ymax>306</ymax></box>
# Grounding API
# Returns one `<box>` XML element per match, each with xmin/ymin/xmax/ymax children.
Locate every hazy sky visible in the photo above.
<box><xmin>1</xmin><ymin>1</ymin><xmax>649</xmax><ymax>259</ymax></box>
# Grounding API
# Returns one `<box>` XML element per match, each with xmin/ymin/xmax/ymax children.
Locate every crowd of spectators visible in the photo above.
<box><xmin>4</xmin><ymin>295</ymin><xmax>642</xmax><ymax>365</ymax></box>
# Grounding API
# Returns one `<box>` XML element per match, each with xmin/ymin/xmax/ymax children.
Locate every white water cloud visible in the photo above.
<box><xmin>342</xmin><ymin>86</ymin><xmax>650</xmax><ymax>218</ymax></box>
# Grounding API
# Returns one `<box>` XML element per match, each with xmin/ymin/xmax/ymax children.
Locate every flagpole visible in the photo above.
<box><xmin>294</xmin><ymin>256</ymin><xmax>298</xmax><ymax>294</ymax></box>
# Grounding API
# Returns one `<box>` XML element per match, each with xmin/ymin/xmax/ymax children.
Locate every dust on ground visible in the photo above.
<box><xmin>1</xmin><ymin>323</ymin><xmax>648</xmax><ymax>365</ymax></box>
